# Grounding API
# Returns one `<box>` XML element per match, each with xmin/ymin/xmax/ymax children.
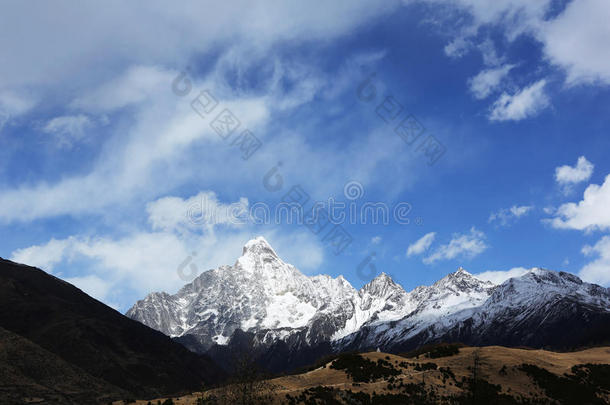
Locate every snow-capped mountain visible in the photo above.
<box><xmin>337</xmin><ymin>268</ymin><xmax>610</xmax><ymax>352</ymax></box>
<box><xmin>127</xmin><ymin>237</ymin><xmax>610</xmax><ymax>371</ymax></box>
<box><xmin>127</xmin><ymin>237</ymin><xmax>362</xmax><ymax>351</ymax></box>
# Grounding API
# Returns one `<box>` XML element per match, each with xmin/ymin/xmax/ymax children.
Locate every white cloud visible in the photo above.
<box><xmin>0</xmin><ymin>1</ymin><xmax>398</xmax><ymax>90</ymax></box>
<box><xmin>0</xmin><ymin>1</ymin><xmax>420</xmax><ymax>226</ymax></box>
<box><xmin>42</xmin><ymin>114</ymin><xmax>93</xmax><ymax>148</ymax></box>
<box><xmin>146</xmin><ymin>191</ymin><xmax>249</xmax><ymax>233</ymax></box>
<box><xmin>70</xmin><ymin>65</ymin><xmax>174</xmax><ymax>112</ymax></box>
<box><xmin>475</xmin><ymin>266</ymin><xmax>530</xmax><ymax>284</ymax></box>
<box><xmin>0</xmin><ymin>89</ymin><xmax>37</xmax><ymax>130</ymax></box>
<box><xmin>468</xmin><ymin>64</ymin><xmax>514</xmax><ymax>99</ymax></box>
<box><xmin>423</xmin><ymin>227</ymin><xmax>487</xmax><ymax>264</ymax></box>
<box><xmin>9</xmin><ymin>191</ymin><xmax>326</xmax><ymax>306</ymax></box>
<box><xmin>0</xmin><ymin>65</ymin><xmax>271</xmax><ymax>223</ymax></box>
<box><xmin>432</xmin><ymin>0</ymin><xmax>610</xmax><ymax>86</ymax></box>
<box><xmin>540</xmin><ymin>0</ymin><xmax>610</xmax><ymax>86</ymax></box>
<box><xmin>580</xmin><ymin>236</ymin><xmax>610</xmax><ymax>286</ymax></box>
<box><xmin>489</xmin><ymin>79</ymin><xmax>549</xmax><ymax>121</ymax></box>
<box><xmin>10</xmin><ymin>228</ymin><xmax>324</xmax><ymax>305</ymax></box>
<box><xmin>488</xmin><ymin>205</ymin><xmax>533</xmax><ymax>226</ymax></box>
<box><xmin>11</xmin><ymin>232</ymin><xmax>191</xmax><ymax>296</ymax></box>
<box><xmin>371</xmin><ymin>236</ymin><xmax>382</xmax><ymax>244</ymax></box>
<box><xmin>444</xmin><ymin>36</ymin><xmax>471</xmax><ymax>59</ymax></box>
<box><xmin>555</xmin><ymin>156</ymin><xmax>594</xmax><ymax>192</ymax></box>
<box><xmin>406</xmin><ymin>232</ymin><xmax>436</xmax><ymax>257</ymax></box>
<box><xmin>550</xmin><ymin>174</ymin><xmax>610</xmax><ymax>232</ymax></box>
<box><xmin>63</xmin><ymin>274</ymin><xmax>115</xmax><ymax>306</ymax></box>
<box><xmin>0</xmin><ymin>51</ymin><xmax>418</xmax><ymax>225</ymax></box>
<box><xmin>10</xmin><ymin>238</ymin><xmax>72</xmax><ymax>272</ymax></box>
<box><xmin>477</xmin><ymin>38</ymin><xmax>502</xmax><ymax>67</ymax></box>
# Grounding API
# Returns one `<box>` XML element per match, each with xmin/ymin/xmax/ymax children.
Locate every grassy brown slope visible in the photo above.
<box><xmin>122</xmin><ymin>345</ymin><xmax>610</xmax><ymax>404</ymax></box>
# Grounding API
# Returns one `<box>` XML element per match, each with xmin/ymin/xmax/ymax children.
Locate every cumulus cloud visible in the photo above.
<box><xmin>11</xmin><ymin>232</ymin><xmax>191</xmax><ymax>295</ymax></box>
<box><xmin>423</xmin><ymin>228</ymin><xmax>487</xmax><ymax>264</ymax></box>
<box><xmin>428</xmin><ymin>0</ymin><xmax>610</xmax><ymax>123</ymax></box>
<box><xmin>468</xmin><ymin>64</ymin><xmax>514</xmax><ymax>99</ymax></box>
<box><xmin>488</xmin><ymin>205</ymin><xmax>533</xmax><ymax>226</ymax></box>
<box><xmin>406</xmin><ymin>232</ymin><xmax>436</xmax><ymax>257</ymax></box>
<box><xmin>10</xmin><ymin>228</ymin><xmax>324</xmax><ymax>306</ymax></box>
<box><xmin>550</xmin><ymin>174</ymin><xmax>610</xmax><ymax>232</ymax></box>
<box><xmin>489</xmin><ymin>80</ymin><xmax>549</xmax><ymax>121</ymax></box>
<box><xmin>9</xmin><ymin>191</ymin><xmax>326</xmax><ymax>307</ymax></box>
<box><xmin>580</xmin><ymin>236</ymin><xmax>610</xmax><ymax>286</ymax></box>
<box><xmin>540</xmin><ymin>0</ymin><xmax>610</xmax><ymax>86</ymax></box>
<box><xmin>10</xmin><ymin>238</ymin><xmax>73</xmax><ymax>272</ymax></box>
<box><xmin>475</xmin><ymin>266</ymin><xmax>530</xmax><ymax>284</ymax></box>
<box><xmin>555</xmin><ymin>156</ymin><xmax>594</xmax><ymax>194</ymax></box>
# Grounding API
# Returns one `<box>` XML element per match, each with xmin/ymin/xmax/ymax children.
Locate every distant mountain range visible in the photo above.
<box><xmin>2</xmin><ymin>236</ymin><xmax>610</xmax><ymax>403</ymax></box>
<box><xmin>127</xmin><ymin>236</ymin><xmax>610</xmax><ymax>372</ymax></box>
<box><xmin>0</xmin><ymin>257</ymin><xmax>221</xmax><ymax>404</ymax></box>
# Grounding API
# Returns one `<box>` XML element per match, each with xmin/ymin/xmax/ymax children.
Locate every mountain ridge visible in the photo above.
<box><xmin>126</xmin><ymin>237</ymin><xmax>610</xmax><ymax>372</ymax></box>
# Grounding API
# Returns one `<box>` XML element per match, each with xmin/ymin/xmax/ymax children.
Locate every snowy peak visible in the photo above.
<box><xmin>236</xmin><ymin>236</ymin><xmax>288</xmax><ymax>274</ymax></box>
<box><xmin>242</xmin><ymin>236</ymin><xmax>278</xmax><ymax>258</ymax></box>
<box><xmin>435</xmin><ymin>267</ymin><xmax>495</xmax><ymax>293</ymax></box>
<box><xmin>489</xmin><ymin>267</ymin><xmax>610</xmax><ymax>309</ymax></box>
<box><xmin>361</xmin><ymin>272</ymin><xmax>405</xmax><ymax>297</ymax></box>
<box><xmin>126</xmin><ymin>238</ymin><xmax>610</xmax><ymax>358</ymax></box>
<box><xmin>524</xmin><ymin>268</ymin><xmax>583</xmax><ymax>286</ymax></box>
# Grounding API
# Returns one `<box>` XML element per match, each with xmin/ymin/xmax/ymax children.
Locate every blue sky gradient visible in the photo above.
<box><xmin>1</xmin><ymin>0</ymin><xmax>609</xmax><ymax>310</ymax></box>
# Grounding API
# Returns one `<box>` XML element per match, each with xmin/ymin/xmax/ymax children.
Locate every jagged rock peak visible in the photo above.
<box><xmin>371</xmin><ymin>272</ymin><xmax>395</xmax><ymax>284</ymax></box>
<box><xmin>363</xmin><ymin>272</ymin><xmax>392</xmax><ymax>287</ymax></box>
<box><xmin>448</xmin><ymin>267</ymin><xmax>485</xmax><ymax>281</ymax></box>
<box><xmin>241</xmin><ymin>236</ymin><xmax>279</xmax><ymax>258</ymax></box>
<box><xmin>433</xmin><ymin>267</ymin><xmax>495</xmax><ymax>293</ymax></box>
<box><xmin>361</xmin><ymin>272</ymin><xmax>406</xmax><ymax>296</ymax></box>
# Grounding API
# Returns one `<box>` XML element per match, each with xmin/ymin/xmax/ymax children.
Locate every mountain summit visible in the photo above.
<box><xmin>127</xmin><ymin>237</ymin><xmax>610</xmax><ymax>372</ymax></box>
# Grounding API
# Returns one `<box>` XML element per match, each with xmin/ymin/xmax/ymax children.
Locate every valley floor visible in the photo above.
<box><xmin>116</xmin><ymin>345</ymin><xmax>610</xmax><ymax>404</ymax></box>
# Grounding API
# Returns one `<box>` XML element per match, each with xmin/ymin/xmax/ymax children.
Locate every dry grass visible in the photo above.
<box><xmin>116</xmin><ymin>345</ymin><xmax>610</xmax><ymax>404</ymax></box>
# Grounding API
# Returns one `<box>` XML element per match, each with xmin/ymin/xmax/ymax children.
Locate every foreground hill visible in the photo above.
<box><xmin>127</xmin><ymin>237</ymin><xmax>610</xmax><ymax>373</ymax></box>
<box><xmin>0</xmin><ymin>258</ymin><xmax>222</xmax><ymax>403</ymax></box>
<box><xmin>0</xmin><ymin>326</ymin><xmax>127</xmax><ymax>404</ymax></box>
<box><xmin>118</xmin><ymin>344</ymin><xmax>610</xmax><ymax>404</ymax></box>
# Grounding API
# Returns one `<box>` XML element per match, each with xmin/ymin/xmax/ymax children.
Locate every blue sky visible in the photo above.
<box><xmin>1</xmin><ymin>0</ymin><xmax>610</xmax><ymax>311</ymax></box>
